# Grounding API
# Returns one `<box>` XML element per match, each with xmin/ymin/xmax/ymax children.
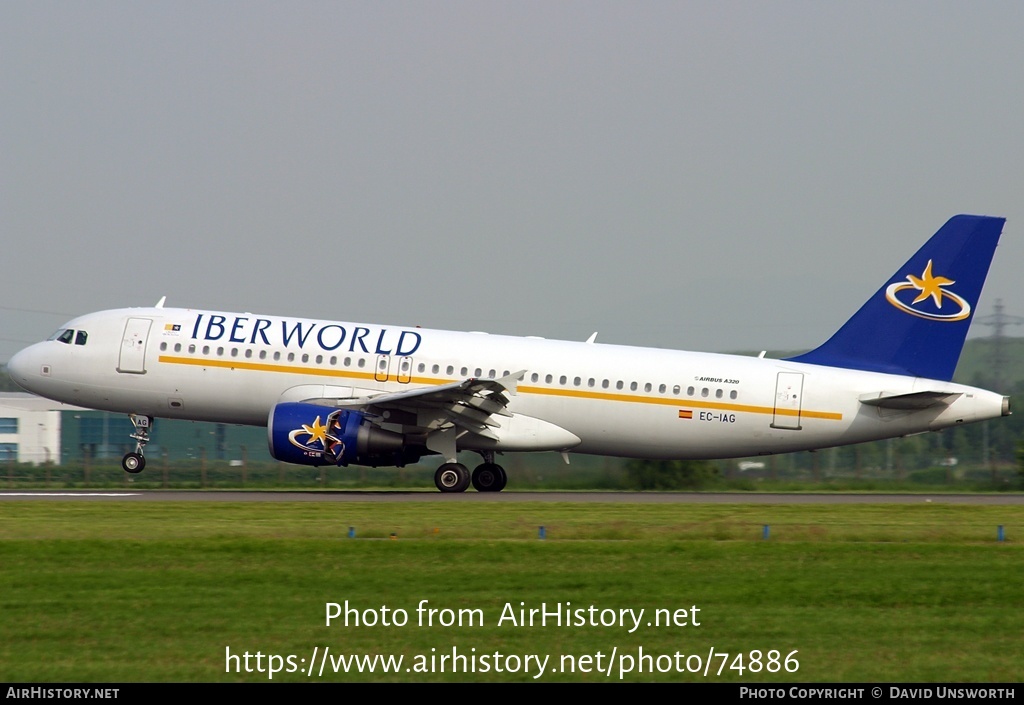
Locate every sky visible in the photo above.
<box><xmin>4</xmin><ymin>1</ymin><xmax>1024</xmax><ymax>363</ymax></box>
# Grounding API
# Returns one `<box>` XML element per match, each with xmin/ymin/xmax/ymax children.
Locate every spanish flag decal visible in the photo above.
<box><xmin>678</xmin><ymin>410</ymin><xmax>693</xmax><ymax>419</ymax></box>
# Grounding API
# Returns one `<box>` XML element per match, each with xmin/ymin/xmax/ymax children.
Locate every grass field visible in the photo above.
<box><xmin>0</xmin><ymin>499</ymin><xmax>1021</xmax><ymax>682</ymax></box>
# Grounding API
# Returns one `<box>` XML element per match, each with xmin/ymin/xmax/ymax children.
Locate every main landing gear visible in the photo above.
<box><xmin>433</xmin><ymin>452</ymin><xmax>508</xmax><ymax>493</ymax></box>
<box><xmin>122</xmin><ymin>414</ymin><xmax>152</xmax><ymax>474</ymax></box>
<box><xmin>471</xmin><ymin>462</ymin><xmax>507</xmax><ymax>492</ymax></box>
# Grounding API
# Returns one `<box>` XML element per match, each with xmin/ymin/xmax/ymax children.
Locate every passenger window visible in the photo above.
<box><xmin>616</xmin><ymin>381</ymin><xmax>624</xmax><ymax>390</ymax></box>
<box><xmin>160</xmin><ymin>342</ymin><xmax>167</xmax><ymax>351</ymax></box>
<box><xmin>659</xmin><ymin>384</ymin><xmax>666</xmax><ymax>394</ymax></box>
<box><xmin>545</xmin><ymin>374</ymin><xmax>553</xmax><ymax>384</ymax></box>
<box><xmin>559</xmin><ymin>375</ymin><xmax>567</xmax><ymax>385</ymax></box>
<box><xmin>475</xmin><ymin>368</ymin><xmax>482</xmax><ymax>377</ymax></box>
<box><xmin>230</xmin><ymin>348</ymin><xmax>238</xmax><ymax>358</ymax></box>
<box><xmin>217</xmin><ymin>347</ymin><xmax>224</xmax><ymax>356</ymax></box>
<box><xmin>432</xmin><ymin>364</ymin><xmax>440</xmax><ymax>374</ymax></box>
<box><xmin>315</xmin><ymin>355</ymin><xmax>323</xmax><ymax>364</ymax></box>
<box><xmin>273</xmin><ymin>351</ymin><xmax>281</xmax><ymax>361</ymax></box>
<box><xmin>715</xmin><ymin>389</ymin><xmax>723</xmax><ymax>399</ymax></box>
<box><xmin>602</xmin><ymin>379</ymin><xmax>609</xmax><ymax>389</ymax></box>
<box><xmin>75</xmin><ymin>331</ymin><xmax>88</xmax><ymax>346</ymax></box>
<box><xmin>287</xmin><ymin>352</ymin><xmax>295</xmax><ymax>362</ymax></box>
<box><xmin>461</xmin><ymin>367</ymin><xmax>469</xmax><ymax>376</ymax></box>
<box><xmin>630</xmin><ymin>382</ymin><xmax>638</xmax><ymax>391</ymax></box>
<box><xmin>687</xmin><ymin>386</ymin><xmax>695</xmax><ymax>396</ymax></box>
<box><xmin>588</xmin><ymin>378</ymin><xmax>596</xmax><ymax>388</ymax></box>
<box><xmin>446</xmin><ymin>365</ymin><xmax>454</xmax><ymax>375</ymax></box>
<box><xmin>174</xmin><ymin>343</ymin><xmax>182</xmax><ymax>353</ymax></box>
<box><xmin>188</xmin><ymin>344</ymin><xmax>196</xmax><ymax>354</ymax></box>
<box><xmin>531</xmin><ymin>373</ymin><xmax>539</xmax><ymax>382</ymax></box>
<box><xmin>330</xmin><ymin>356</ymin><xmax>337</xmax><ymax>365</ymax></box>
<box><xmin>259</xmin><ymin>350</ymin><xmax>267</xmax><ymax>360</ymax></box>
<box><xmin>730</xmin><ymin>390</ymin><xmax>738</xmax><ymax>400</ymax></box>
<box><xmin>701</xmin><ymin>388</ymin><xmax>709</xmax><ymax>398</ymax></box>
<box><xmin>203</xmin><ymin>345</ymin><xmax>211</xmax><ymax>355</ymax></box>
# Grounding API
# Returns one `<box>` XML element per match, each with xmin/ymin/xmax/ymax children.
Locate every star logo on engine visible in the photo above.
<box><xmin>301</xmin><ymin>416</ymin><xmax>329</xmax><ymax>447</ymax></box>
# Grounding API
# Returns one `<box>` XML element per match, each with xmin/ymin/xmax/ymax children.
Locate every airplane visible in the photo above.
<box><xmin>5</xmin><ymin>214</ymin><xmax>1011</xmax><ymax>492</ymax></box>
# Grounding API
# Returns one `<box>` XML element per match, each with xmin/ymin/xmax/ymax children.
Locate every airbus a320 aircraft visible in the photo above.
<box><xmin>7</xmin><ymin>215</ymin><xmax>1010</xmax><ymax>492</ymax></box>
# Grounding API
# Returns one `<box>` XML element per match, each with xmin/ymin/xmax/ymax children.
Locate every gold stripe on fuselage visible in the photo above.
<box><xmin>157</xmin><ymin>355</ymin><xmax>843</xmax><ymax>421</ymax></box>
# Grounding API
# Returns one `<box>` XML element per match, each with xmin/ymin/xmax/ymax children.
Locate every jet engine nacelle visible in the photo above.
<box><xmin>268</xmin><ymin>402</ymin><xmax>412</xmax><ymax>467</ymax></box>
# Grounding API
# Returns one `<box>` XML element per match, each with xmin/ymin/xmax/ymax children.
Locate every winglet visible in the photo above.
<box><xmin>786</xmin><ymin>215</ymin><xmax>1004</xmax><ymax>382</ymax></box>
<box><xmin>494</xmin><ymin>369</ymin><xmax>527</xmax><ymax>395</ymax></box>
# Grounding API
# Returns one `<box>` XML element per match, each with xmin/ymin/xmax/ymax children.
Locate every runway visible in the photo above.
<box><xmin>1</xmin><ymin>490</ymin><xmax>1022</xmax><ymax>504</ymax></box>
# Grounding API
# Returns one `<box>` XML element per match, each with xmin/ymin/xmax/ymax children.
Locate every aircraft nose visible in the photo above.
<box><xmin>7</xmin><ymin>345</ymin><xmax>40</xmax><ymax>392</ymax></box>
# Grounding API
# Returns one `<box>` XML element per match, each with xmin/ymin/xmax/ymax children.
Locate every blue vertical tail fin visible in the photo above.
<box><xmin>785</xmin><ymin>214</ymin><xmax>1005</xmax><ymax>381</ymax></box>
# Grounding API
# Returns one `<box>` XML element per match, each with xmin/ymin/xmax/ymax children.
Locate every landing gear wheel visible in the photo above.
<box><xmin>124</xmin><ymin>414</ymin><xmax>153</xmax><ymax>474</ymax></box>
<box><xmin>122</xmin><ymin>452</ymin><xmax>146</xmax><ymax>474</ymax></box>
<box><xmin>472</xmin><ymin>463</ymin><xmax>507</xmax><ymax>492</ymax></box>
<box><xmin>434</xmin><ymin>463</ymin><xmax>470</xmax><ymax>493</ymax></box>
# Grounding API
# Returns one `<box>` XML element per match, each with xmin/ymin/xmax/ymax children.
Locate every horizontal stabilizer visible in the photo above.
<box><xmin>859</xmin><ymin>390</ymin><xmax>961</xmax><ymax>410</ymax></box>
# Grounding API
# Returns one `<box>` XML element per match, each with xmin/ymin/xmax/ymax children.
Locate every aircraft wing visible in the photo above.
<box><xmin>301</xmin><ymin>370</ymin><xmax>526</xmax><ymax>440</ymax></box>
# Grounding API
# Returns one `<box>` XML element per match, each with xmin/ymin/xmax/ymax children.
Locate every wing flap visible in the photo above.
<box><xmin>294</xmin><ymin>370</ymin><xmax>526</xmax><ymax>438</ymax></box>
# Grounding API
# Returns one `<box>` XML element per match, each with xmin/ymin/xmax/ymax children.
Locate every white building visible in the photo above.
<box><xmin>0</xmin><ymin>393</ymin><xmax>72</xmax><ymax>465</ymax></box>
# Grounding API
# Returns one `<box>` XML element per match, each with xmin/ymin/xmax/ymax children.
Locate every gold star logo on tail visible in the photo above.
<box><xmin>885</xmin><ymin>260</ymin><xmax>971</xmax><ymax>321</ymax></box>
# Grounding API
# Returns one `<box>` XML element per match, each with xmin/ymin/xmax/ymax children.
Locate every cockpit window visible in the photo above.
<box><xmin>48</xmin><ymin>329</ymin><xmax>67</xmax><ymax>342</ymax></box>
<box><xmin>75</xmin><ymin>330</ymin><xmax>88</xmax><ymax>346</ymax></box>
<box><xmin>55</xmin><ymin>329</ymin><xmax>75</xmax><ymax>344</ymax></box>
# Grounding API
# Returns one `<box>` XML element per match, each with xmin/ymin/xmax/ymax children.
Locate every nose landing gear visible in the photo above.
<box><xmin>122</xmin><ymin>414</ymin><xmax>153</xmax><ymax>474</ymax></box>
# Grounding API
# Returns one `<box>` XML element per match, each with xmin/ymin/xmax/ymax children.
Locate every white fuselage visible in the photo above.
<box><xmin>6</xmin><ymin>306</ymin><xmax>1008</xmax><ymax>462</ymax></box>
